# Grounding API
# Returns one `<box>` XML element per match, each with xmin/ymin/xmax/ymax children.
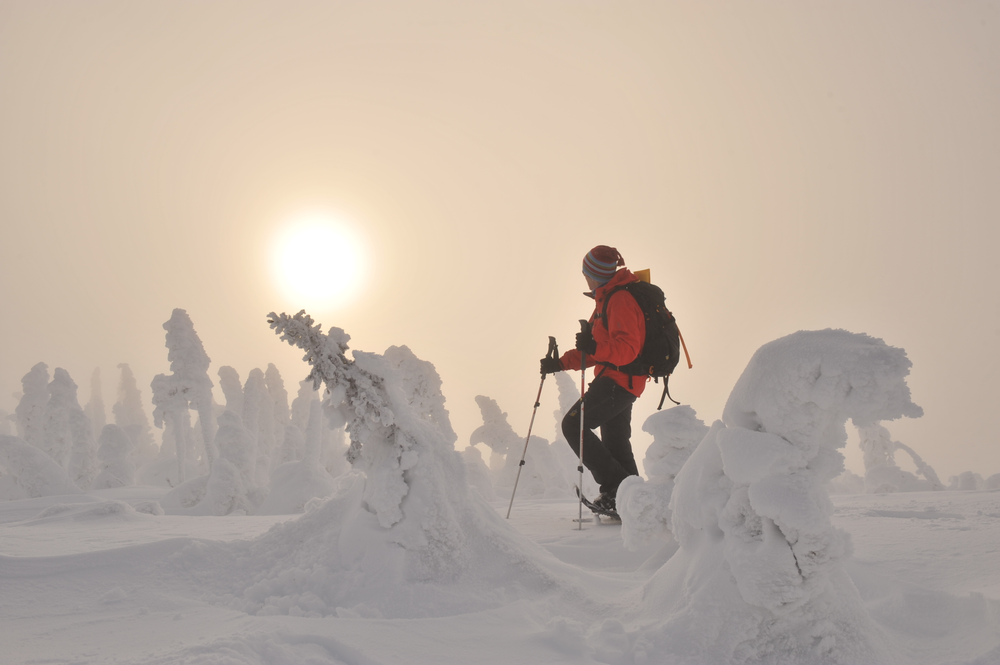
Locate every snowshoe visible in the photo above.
<box><xmin>575</xmin><ymin>486</ymin><xmax>621</xmax><ymax>522</ymax></box>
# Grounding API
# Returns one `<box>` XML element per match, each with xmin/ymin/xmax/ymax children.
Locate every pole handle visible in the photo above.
<box><xmin>547</xmin><ymin>336</ymin><xmax>559</xmax><ymax>361</ymax></box>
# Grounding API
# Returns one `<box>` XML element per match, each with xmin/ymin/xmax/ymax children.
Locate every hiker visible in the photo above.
<box><xmin>539</xmin><ymin>245</ymin><xmax>646</xmax><ymax>515</ymax></box>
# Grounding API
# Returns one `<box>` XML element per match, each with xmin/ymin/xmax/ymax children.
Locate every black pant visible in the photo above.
<box><xmin>561</xmin><ymin>375</ymin><xmax>638</xmax><ymax>496</ymax></box>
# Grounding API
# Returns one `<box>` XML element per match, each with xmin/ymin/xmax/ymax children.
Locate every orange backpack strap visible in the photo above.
<box><xmin>677</xmin><ymin>326</ymin><xmax>693</xmax><ymax>369</ymax></box>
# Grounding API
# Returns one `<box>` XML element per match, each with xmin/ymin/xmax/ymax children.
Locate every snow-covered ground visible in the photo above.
<box><xmin>4</xmin><ymin>319</ymin><xmax>999</xmax><ymax>664</ymax></box>
<box><xmin>1</xmin><ymin>487</ymin><xmax>998</xmax><ymax>665</ymax></box>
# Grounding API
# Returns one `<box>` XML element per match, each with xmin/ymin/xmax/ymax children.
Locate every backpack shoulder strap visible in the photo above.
<box><xmin>599</xmin><ymin>284</ymin><xmax>632</xmax><ymax>330</ymax></box>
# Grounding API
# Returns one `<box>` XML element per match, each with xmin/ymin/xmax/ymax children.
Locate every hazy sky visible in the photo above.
<box><xmin>2</xmin><ymin>1</ymin><xmax>998</xmax><ymax>480</ymax></box>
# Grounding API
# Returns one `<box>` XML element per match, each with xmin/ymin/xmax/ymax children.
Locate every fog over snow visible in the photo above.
<box><xmin>1</xmin><ymin>2</ymin><xmax>999</xmax><ymax>483</ymax></box>
<box><xmin>2</xmin><ymin>3</ymin><xmax>999</xmax><ymax>663</ymax></box>
<box><xmin>2</xmin><ymin>309</ymin><xmax>999</xmax><ymax>664</ymax></box>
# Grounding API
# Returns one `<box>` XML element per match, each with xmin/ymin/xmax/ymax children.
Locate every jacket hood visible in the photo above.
<box><xmin>585</xmin><ymin>268</ymin><xmax>636</xmax><ymax>299</ymax></box>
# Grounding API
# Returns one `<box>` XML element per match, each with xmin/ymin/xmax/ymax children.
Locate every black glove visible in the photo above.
<box><xmin>575</xmin><ymin>328</ymin><xmax>597</xmax><ymax>355</ymax></box>
<box><xmin>540</xmin><ymin>357</ymin><xmax>563</xmax><ymax>375</ymax></box>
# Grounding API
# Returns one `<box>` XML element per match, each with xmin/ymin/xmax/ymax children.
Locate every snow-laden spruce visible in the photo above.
<box><xmin>238</xmin><ymin>310</ymin><xmax>564</xmax><ymax>617</ymax></box>
<box><xmin>632</xmin><ymin>329</ymin><xmax>922</xmax><ymax>664</ymax></box>
<box><xmin>83</xmin><ymin>368</ymin><xmax>106</xmax><ymax>441</ymax></box>
<box><xmin>112</xmin><ymin>363</ymin><xmax>156</xmax><ymax>469</ymax></box>
<box><xmin>150</xmin><ymin>308</ymin><xmax>216</xmax><ymax>483</ymax></box>
<box><xmin>45</xmin><ymin>368</ymin><xmax>98</xmax><ymax>489</ymax></box>
<box><xmin>91</xmin><ymin>424</ymin><xmax>135</xmax><ymax>489</ymax></box>
<box><xmin>15</xmin><ymin>362</ymin><xmax>49</xmax><ymax>449</ymax></box>
<box><xmin>265</xmin><ymin>362</ymin><xmax>290</xmax><ymax>457</ymax></box>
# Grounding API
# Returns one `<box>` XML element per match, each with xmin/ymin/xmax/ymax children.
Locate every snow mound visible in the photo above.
<box><xmin>827</xmin><ymin>469</ymin><xmax>865</xmax><ymax>495</ymax></box>
<box><xmin>618</xmin><ymin>405</ymin><xmax>708</xmax><ymax>551</ymax></box>
<box><xmin>257</xmin><ymin>458</ymin><xmax>340</xmax><ymax>515</ymax></box>
<box><xmin>26</xmin><ymin>499</ymin><xmax>149</xmax><ymax>525</ymax></box>
<box><xmin>0</xmin><ymin>434</ymin><xmax>83</xmax><ymax>498</ymax></box>
<box><xmin>631</xmin><ymin>329</ymin><xmax>922</xmax><ymax>664</ymax></box>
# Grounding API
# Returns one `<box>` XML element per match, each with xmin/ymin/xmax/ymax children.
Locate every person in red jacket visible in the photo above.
<box><xmin>540</xmin><ymin>245</ymin><xmax>646</xmax><ymax>514</ymax></box>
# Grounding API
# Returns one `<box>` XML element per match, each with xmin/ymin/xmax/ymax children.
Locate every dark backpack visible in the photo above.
<box><xmin>598</xmin><ymin>280</ymin><xmax>683</xmax><ymax>408</ymax></box>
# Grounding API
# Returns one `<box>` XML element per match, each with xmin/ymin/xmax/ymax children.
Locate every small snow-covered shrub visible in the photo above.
<box><xmin>91</xmin><ymin>424</ymin><xmax>136</xmax><ymax>489</ymax></box>
<box><xmin>618</xmin><ymin>405</ymin><xmax>709</xmax><ymax>551</ymax></box>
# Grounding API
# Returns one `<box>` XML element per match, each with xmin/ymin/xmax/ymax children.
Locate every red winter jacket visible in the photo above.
<box><xmin>559</xmin><ymin>268</ymin><xmax>647</xmax><ymax>397</ymax></box>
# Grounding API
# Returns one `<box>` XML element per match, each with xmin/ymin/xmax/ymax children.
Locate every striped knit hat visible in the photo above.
<box><xmin>582</xmin><ymin>245</ymin><xmax>625</xmax><ymax>283</ymax></box>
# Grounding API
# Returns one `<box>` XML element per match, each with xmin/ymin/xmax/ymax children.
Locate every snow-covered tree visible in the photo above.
<box><xmin>151</xmin><ymin>373</ymin><xmax>191</xmax><ymax>483</ymax></box>
<box><xmin>470</xmin><ymin>394</ymin><xmax>571</xmax><ymax>499</ymax></box>
<box><xmin>159</xmin><ymin>408</ymin><xmax>260</xmax><ymax>516</ymax></box>
<box><xmin>91</xmin><ymin>424</ymin><xmax>135</xmax><ymax>489</ymax></box>
<box><xmin>470</xmin><ymin>395</ymin><xmax>519</xmax><ymax>481</ymax></box>
<box><xmin>281</xmin><ymin>424</ymin><xmax>305</xmax><ymax>466</ymax></box>
<box><xmin>41</xmin><ymin>368</ymin><xmax>75</xmax><ymax>467</ymax></box>
<box><xmin>83</xmin><ymin>368</ymin><xmax>106</xmax><ymax>441</ymax></box>
<box><xmin>41</xmin><ymin>368</ymin><xmax>97</xmax><ymax>489</ymax></box>
<box><xmin>151</xmin><ymin>309</ymin><xmax>216</xmax><ymax>483</ymax></box>
<box><xmin>461</xmin><ymin>444</ymin><xmax>497</xmax><ymax>501</ymax></box>
<box><xmin>217</xmin><ymin>366</ymin><xmax>244</xmax><ymax>415</ymax></box>
<box><xmin>242</xmin><ymin>368</ymin><xmax>274</xmax><ymax>486</ymax></box>
<box><xmin>265</xmin><ymin>363</ymin><xmax>289</xmax><ymax>452</ymax></box>
<box><xmin>552</xmin><ymin>371</ymin><xmax>580</xmax><ymax>446</ymax></box>
<box><xmin>951</xmin><ymin>471</ymin><xmax>985</xmax><ymax>491</ymax></box>
<box><xmin>242</xmin><ymin>310</ymin><xmax>585</xmax><ymax>618</ymax></box>
<box><xmin>549</xmin><ymin>371</ymin><xmax>597</xmax><ymax>497</ymax></box>
<box><xmin>112</xmin><ymin>363</ymin><xmax>156</xmax><ymax>465</ymax></box>
<box><xmin>268</xmin><ymin>310</ymin><xmax>433</xmax><ymax>528</ymax></box>
<box><xmin>289</xmin><ymin>379</ymin><xmax>314</xmax><ymax>433</ymax></box>
<box><xmin>257</xmin><ymin>399</ymin><xmax>340</xmax><ymax>515</ymax></box>
<box><xmin>635</xmin><ymin>329</ymin><xmax>924</xmax><ymax>661</ymax></box>
<box><xmin>257</xmin><ymin>374</ymin><xmax>276</xmax><ymax>480</ymax></box>
<box><xmin>859</xmin><ymin>422</ymin><xmax>943</xmax><ymax>492</ymax></box>
<box><xmin>321</xmin><ymin>419</ymin><xmax>350</xmax><ymax>478</ymax></box>
<box><xmin>0</xmin><ymin>434</ymin><xmax>83</xmax><ymax>498</ymax></box>
<box><xmin>207</xmin><ymin>410</ymin><xmax>256</xmax><ymax>514</ymax></box>
<box><xmin>617</xmin><ymin>405</ymin><xmax>709</xmax><ymax>550</ymax></box>
<box><xmin>15</xmin><ymin>362</ymin><xmax>49</xmax><ymax>448</ymax></box>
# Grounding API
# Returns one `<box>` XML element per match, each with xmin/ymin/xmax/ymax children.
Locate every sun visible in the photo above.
<box><xmin>271</xmin><ymin>213</ymin><xmax>367</xmax><ymax>311</ymax></box>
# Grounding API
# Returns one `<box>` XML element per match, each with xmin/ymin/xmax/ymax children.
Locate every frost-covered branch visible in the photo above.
<box><xmin>267</xmin><ymin>310</ymin><xmax>394</xmax><ymax>464</ymax></box>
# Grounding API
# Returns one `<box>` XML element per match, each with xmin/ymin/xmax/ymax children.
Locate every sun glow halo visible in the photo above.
<box><xmin>271</xmin><ymin>214</ymin><xmax>366</xmax><ymax>310</ymax></box>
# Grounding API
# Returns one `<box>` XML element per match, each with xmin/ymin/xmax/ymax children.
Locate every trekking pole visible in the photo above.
<box><xmin>577</xmin><ymin>320</ymin><xmax>589</xmax><ymax>531</ymax></box>
<box><xmin>506</xmin><ymin>336</ymin><xmax>559</xmax><ymax>519</ymax></box>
